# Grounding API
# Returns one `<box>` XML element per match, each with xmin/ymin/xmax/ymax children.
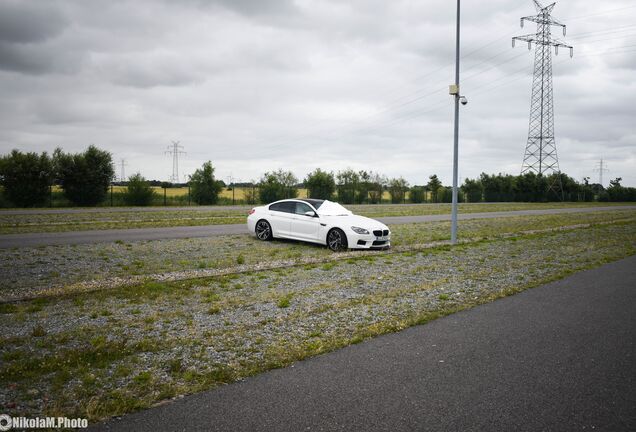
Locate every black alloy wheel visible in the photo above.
<box><xmin>327</xmin><ymin>228</ymin><xmax>348</xmax><ymax>252</ymax></box>
<box><xmin>255</xmin><ymin>220</ymin><xmax>273</xmax><ymax>241</ymax></box>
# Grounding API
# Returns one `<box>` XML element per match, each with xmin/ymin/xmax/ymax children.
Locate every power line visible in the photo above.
<box><xmin>220</xmin><ymin>5</ymin><xmax>635</xmax><ymax>161</ymax></box>
<box><xmin>564</xmin><ymin>4</ymin><xmax>636</xmax><ymax>22</ymax></box>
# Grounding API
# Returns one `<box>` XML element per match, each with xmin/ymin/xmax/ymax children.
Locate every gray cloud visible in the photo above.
<box><xmin>0</xmin><ymin>0</ymin><xmax>634</xmax><ymax>187</ymax></box>
<box><xmin>0</xmin><ymin>1</ymin><xmax>68</xmax><ymax>44</ymax></box>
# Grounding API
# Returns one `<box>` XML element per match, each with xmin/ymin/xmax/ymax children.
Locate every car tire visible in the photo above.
<box><xmin>255</xmin><ymin>219</ymin><xmax>273</xmax><ymax>241</ymax></box>
<box><xmin>327</xmin><ymin>228</ymin><xmax>348</xmax><ymax>252</ymax></box>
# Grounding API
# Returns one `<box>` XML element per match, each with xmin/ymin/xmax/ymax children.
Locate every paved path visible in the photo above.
<box><xmin>1</xmin><ymin>206</ymin><xmax>634</xmax><ymax>248</ymax></box>
<box><xmin>92</xmin><ymin>256</ymin><xmax>636</xmax><ymax>432</ymax></box>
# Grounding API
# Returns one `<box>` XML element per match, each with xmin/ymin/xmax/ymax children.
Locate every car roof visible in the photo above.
<box><xmin>272</xmin><ymin>199</ymin><xmax>324</xmax><ymax>207</ymax></box>
<box><xmin>298</xmin><ymin>198</ymin><xmax>324</xmax><ymax>207</ymax></box>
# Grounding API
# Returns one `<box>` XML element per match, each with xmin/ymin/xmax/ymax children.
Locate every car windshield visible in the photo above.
<box><xmin>315</xmin><ymin>200</ymin><xmax>352</xmax><ymax>216</ymax></box>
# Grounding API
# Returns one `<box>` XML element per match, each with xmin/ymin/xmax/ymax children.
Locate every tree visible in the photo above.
<box><xmin>461</xmin><ymin>178</ymin><xmax>483</xmax><ymax>202</ymax></box>
<box><xmin>243</xmin><ymin>181</ymin><xmax>259</xmax><ymax>205</ymax></box>
<box><xmin>367</xmin><ymin>172</ymin><xmax>386</xmax><ymax>204</ymax></box>
<box><xmin>409</xmin><ymin>186</ymin><xmax>426</xmax><ymax>203</ymax></box>
<box><xmin>388</xmin><ymin>177</ymin><xmax>409</xmax><ymax>204</ymax></box>
<box><xmin>580</xmin><ymin>177</ymin><xmax>594</xmax><ymax>202</ymax></box>
<box><xmin>123</xmin><ymin>173</ymin><xmax>156</xmax><ymax>206</ymax></box>
<box><xmin>514</xmin><ymin>172</ymin><xmax>548</xmax><ymax>202</ymax></box>
<box><xmin>54</xmin><ymin>145</ymin><xmax>114</xmax><ymax>206</ymax></box>
<box><xmin>480</xmin><ymin>173</ymin><xmax>515</xmax><ymax>202</ymax></box>
<box><xmin>0</xmin><ymin>150</ymin><xmax>53</xmax><ymax>207</ymax></box>
<box><xmin>426</xmin><ymin>175</ymin><xmax>442</xmax><ymax>203</ymax></box>
<box><xmin>606</xmin><ymin>177</ymin><xmax>636</xmax><ymax>202</ymax></box>
<box><xmin>356</xmin><ymin>170</ymin><xmax>370</xmax><ymax>204</ymax></box>
<box><xmin>304</xmin><ymin>169</ymin><xmax>335</xmax><ymax>200</ymax></box>
<box><xmin>259</xmin><ymin>169</ymin><xmax>298</xmax><ymax>203</ymax></box>
<box><xmin>336</xmin><ymin>169</ymin><xmax>359</xmax><ymax>204</ymax></box>
<box><xmin>190</xmin><ymin>161</ymin><xmax>223</xmax><ymax>205</ymax></box>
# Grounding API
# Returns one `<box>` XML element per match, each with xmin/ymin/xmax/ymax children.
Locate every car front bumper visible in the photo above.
<box><xmin>346</xmin><ymin>231</ymin><xmax>391</xmax><ymax>250</ymax></box>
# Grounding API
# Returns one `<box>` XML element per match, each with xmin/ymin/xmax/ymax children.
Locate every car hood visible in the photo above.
<box><xmin>320</xmin><ymin>214</ymin><xmax>388</xmax><ymax>231</ymax></box>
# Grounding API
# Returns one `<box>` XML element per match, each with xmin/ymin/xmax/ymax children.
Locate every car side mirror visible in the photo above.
<box><xmin>304</xmin><ymin>211</ymin><xmax>317</xmax><ymax>217</ymax></box>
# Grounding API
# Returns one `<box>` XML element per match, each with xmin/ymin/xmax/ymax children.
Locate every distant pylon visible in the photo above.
<box><xmin>513</xmin><ymin>0</ymin><xmax>573</xmax><ymax>198</ymax></box>
<box><xmin>119</xmin><ymin>158</ymin><xmax>128</xmax><ymax>182</ymax></box>
<box><xmin>593</xmin><ymin>158</ymin><xmax>609</xmax><ymax>186</ymax></box>
<box><xmin>165</xmin><ymin>141</ymin><xmax>186</xmax><ymax>183</ymax></box>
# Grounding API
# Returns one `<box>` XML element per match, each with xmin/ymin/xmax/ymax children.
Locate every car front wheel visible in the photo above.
<box><xmin>255</xmin><ymin>220</ymin><xmax>273</xmax><ymax>241</ymax></box>
<box><xmin>327</xmin><ymin>228</ymin><xmax>348</xmax><ymax>252</ymax></box>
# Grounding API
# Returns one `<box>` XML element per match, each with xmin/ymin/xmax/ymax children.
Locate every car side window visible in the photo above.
<box><xmin>269</xmin><ymin>202</ymin><xmax>285</xmax><ymax>212</ymax></box>
<box><xmin>295</xmin><ymin>202</ymin><xmax>313</xmax><ymax>215</ymax></box>
<box><xmin>269</xmin><ymin>202</ymin><xmax>295</xmax><ymax>213</ymax></box>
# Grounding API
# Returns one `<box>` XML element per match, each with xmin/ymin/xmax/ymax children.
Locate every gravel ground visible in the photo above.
<box><xmin>1</xmin><ymin>210</ymin><xmax>634</xmax><ymax>302</ymax></box>
<box><xmin>1</xmin><ymin>220</ymin><xmax>634</xmax><ymax>421</ymax></box>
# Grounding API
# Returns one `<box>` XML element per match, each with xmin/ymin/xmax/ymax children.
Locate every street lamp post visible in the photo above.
<box><xmin>450</xmin><ymin>0</ymin><xmax>462</xmax><ymax>245</ymax></box>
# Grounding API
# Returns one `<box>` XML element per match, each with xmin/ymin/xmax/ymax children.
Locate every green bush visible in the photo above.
<box><xmin>54</xmin><ymin>145</ymin><xmax>114</xmax><ymax>206</ymax></box>
<box><xmin>410</xmin><ymin>186</ymin><xmax>426</xmax><ymax>203</ymax></box>
<box><xmin>388</xmin><ymin>177</ymin><xmax>409</xmax><ymax>204</ymax></box>
<box><xmin>123</xmin><ymin>173</ymin><xmax>156</xmax><ymax>206</ymax></box>
<box><xmin>304</xmin><ymin>168</ymin><xmax>335</xmax><ymax>200</ymax></box>
<box><xmin>461</xmin><ymin>178</ymin><xmax>483</xmax><ymax>202</ymax></box>
<box><xmin>259</xmin><ymin>169</ymin><xmax>298</xmax><ymax>204</ymax></box>
<box><xmin>190</xmin><ymin>161</ymin><xmax>222</xmax><ymax>205</ymax></box>
<box><xmin>0</xmin><ymin>150</ymin><xmax>53</xmax><ymax>207</ymax></box>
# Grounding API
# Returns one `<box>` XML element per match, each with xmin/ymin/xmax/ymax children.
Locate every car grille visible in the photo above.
<box><xmin>373</xmin><ymin>229</ymin><xmax>389</xmax><ymax>237</ymax></box>
<box><xmin>372</xmin><ymin>240</ymin><xmax>388</xmax><ymax>246</ymax></box>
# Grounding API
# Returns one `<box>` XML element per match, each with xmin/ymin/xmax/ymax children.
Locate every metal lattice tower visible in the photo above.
<box><xmin>119</xmin><ymin>158</ymin><xmax>128</xmax><ymax>182</ymax></box>
<box><xmin>165</xmin><ymin>141</ymin><xmax>186</xmax><ymax>183</ymax></box>
<box><xmin>513</xmin><ymin>1</ymin><xmax>573</xmax><ymax>195</ymax></box>
<box><xmin>593</xmin><ymin>158</ymin><xmax>609</xmax><ymax>187</ymax></box>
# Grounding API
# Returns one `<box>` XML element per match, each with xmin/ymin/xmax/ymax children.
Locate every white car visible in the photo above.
<box><xmin>247</xmin><ymin>199</ymin><xmax>391</xmax><ymax>251</ymax></box>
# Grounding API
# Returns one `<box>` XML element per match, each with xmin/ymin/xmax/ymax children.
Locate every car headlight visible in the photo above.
<box><xmin>351</xmin><ymin>226</ymin><xmax>369</xmax><ymax>235</ymax></box>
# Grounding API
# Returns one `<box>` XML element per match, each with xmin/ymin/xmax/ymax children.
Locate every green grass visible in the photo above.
<box><xmin>0</xmin><ymin>202</ymin><xmax>632</xmax><ymax>234</ymax></box>
<box><xmin>277</xmin><ymin>293</ymin><xmax>294</xmax><ymax>308</ymax></box>
<box><xmin>0</xmin><ymin>220</ymin><xmax>634</xmax><ymax>422</ymax></box>
<box><xmin>4</xmin><ymin>209</ymin><xmax>634</xmax><ymax>302</ymax></box>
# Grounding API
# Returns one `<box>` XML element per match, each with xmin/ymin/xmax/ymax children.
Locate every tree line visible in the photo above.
<box><xmin>0</xmin><ymin>146</ymin><xmax>634</xmax><ymax>208</ymax></box>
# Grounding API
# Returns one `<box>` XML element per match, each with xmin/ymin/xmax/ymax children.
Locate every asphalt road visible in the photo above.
<box><xmin>92</xmin><ymin>255</ymin><xmax>636</xmax><ymax>432</ymax></box>
<box><xmin>1</xmin><ymin>205</ymin><xmax>634</xmax><ymax>248</ymax></box>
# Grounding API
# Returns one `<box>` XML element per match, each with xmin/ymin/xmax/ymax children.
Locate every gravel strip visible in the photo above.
<box><xmin>0</xmin><ymin>221</ymin><xmax>634</xmax><ymax>420</ymax></box>
<box><xmin>2</xmin><ymin>211</ymin><xmax>634</xmax><ymax>302</ymax></box>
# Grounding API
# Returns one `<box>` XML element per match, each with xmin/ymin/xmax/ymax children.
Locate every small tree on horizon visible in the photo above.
<box><xmin>336</xmin><ymin>168</ymin><xmax>359</xmax><ymax>204</ymax></box>
<box><xmin>388</xmin><ymin>177</ymin><xmax>409</xmax><ymax>203</ymax></box>
<box><xmin>409</xmin><ymin>186</ymin><xmax>426</xmax><ymax>203</ymax></box>
<box><xmin>427</xmin><ymin>175</ymin><xmax>442</xmax><ymax>203</ymax></box>
<box><xmin>190</xmin><ymin>161</ymin><xmax>223</xmax><ymax>205</ymax></box>
<box><xmin>461</xmin><ymin>178</ymin><xmax>483</xmax><ymax>203</ymax></box>
<box><xmin>259</xmin><ymin>169</ymin><xmax>298</xmax><ymax>203</ymax></box>
<box><xmin>304</xmin><ymin>168</ymin><xmax>336</xmax><ymax>200</ymax></box>
<box><xmin>123</xmin><ymin>173</ymin><xmax>156</xmax><ymax>206</ymax></box>
<box><xmin>54</xmin><ymin>145</ymin><xmax>114</xmax><ymax>206</ymax></box>
<box><xmin>0</xmin><ymin>150</ymin><xmax>53</xmax><ymax>207</ymax></box>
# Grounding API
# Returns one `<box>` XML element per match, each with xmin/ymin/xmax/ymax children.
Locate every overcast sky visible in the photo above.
<box><xmin>0</xmin><ymin>0</ymin><xmax>634</xmax><ymax>187</ymax></box>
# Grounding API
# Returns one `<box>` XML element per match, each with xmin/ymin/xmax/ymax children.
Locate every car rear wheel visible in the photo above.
<box><xmin>327</xmin><ymin>228</ymin><xmax>348</xmax><ymax>252</ymax></box>
<box><xmin>255</xmin><ymin>220</ymin><xmax>273</xmax><ymax>241</ymax></box>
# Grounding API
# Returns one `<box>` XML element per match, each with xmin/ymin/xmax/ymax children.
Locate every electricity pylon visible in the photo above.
<box><xmin>593</xmin><ymin>158</ymin><xmax>609</xmax><ymax>187</ymax></box>
<box><xmin>119</xmin><ymin>158</ymin><xmax>128</xmax><ymax>182</ymax></box>
<box><xmin>513</xmin><ymin>0</ymin><xmax>573</xmax><ymax>198</ymax></box>
<box><xmin>165</xmin><ymin>141</ymin><xmax>186</xmax><ymax>183</ymax></box>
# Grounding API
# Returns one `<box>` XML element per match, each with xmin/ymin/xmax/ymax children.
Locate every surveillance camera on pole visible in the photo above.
<box><xmin>448</xmin><ymin>15</ymin><xmax>468</xmax><ymax>247</ymax></box>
